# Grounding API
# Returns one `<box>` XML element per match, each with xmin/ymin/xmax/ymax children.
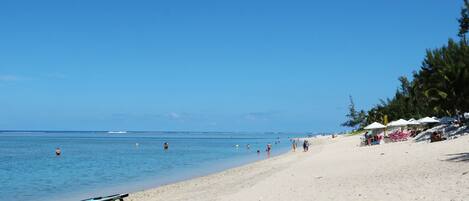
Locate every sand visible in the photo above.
<box><xmin>128</xmin><ymin>134</ymin><xmax>469</xmax><ymax>201</ymax></box>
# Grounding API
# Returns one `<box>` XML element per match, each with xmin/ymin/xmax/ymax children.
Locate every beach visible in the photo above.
<box><xmin>129</xmin><ymin>134</ymin><xmax>469</xmax><ymax>201</ymax></box>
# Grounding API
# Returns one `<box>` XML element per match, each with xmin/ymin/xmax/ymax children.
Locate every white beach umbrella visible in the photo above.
<box><xmin>364</xmin><ymin>122</ymin><xmax>386</xmax><ymax>130</ymax></box>
<box><xmin>407</xmin><ymin>119</ymin><xmax>421</xmax><ymax>125</ymax></box>
<box><xmin>387</xmin><ymin>119</ymin><xmax>410</xmax><ymax>127</ymax></box>
<box><xmin>418</xmin><ymin>117</ymin><xmax>439</xmax><ymax>124</ymax></box>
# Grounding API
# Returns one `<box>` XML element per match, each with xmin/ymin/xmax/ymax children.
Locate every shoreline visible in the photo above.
<box><xmin>128</xmin><ymin>134</ymin><xmax>469</xmax><ymax>201</ymax></box>
<box><xmin>127</xmin><ymin>136</ymin><xmax>331</xmax><ymax>201</ymax></box>
<box><xmin>59</xmin><ymin>142</ymin><xmax>293</xmax><ymax>201</ymax></box>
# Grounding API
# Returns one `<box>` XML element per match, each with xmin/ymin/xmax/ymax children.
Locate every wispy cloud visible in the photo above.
<box><xmin>0</xmin><ymin>75</ymin><xmax>23</xmax><ymax>82</ymax></box>
<box><xmin>168</xmin><ymin>112</ymin><xmax>181</xmax><ymax>119</ymax></box>
<box><xmin>43</xmin><ymin>73</ymin><xmax>67</xmax><ymax>79</ymax></box>
<box><xmin>243</xmin><ymin>111</ymin><xmax>278</xmax><ymax>121</ymax></box>
<box><xmin>109</xmin><ymin>112</ymin><xmax>189</xmax><ymax>121</ymax></box>
<box><xmin>0</xmin><ymin>72</ymin><xmax>66</xmax><ymax>83</ymax></box>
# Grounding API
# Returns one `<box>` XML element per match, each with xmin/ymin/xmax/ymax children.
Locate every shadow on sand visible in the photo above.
<box><xmin>444</xmin><ymin>152</ymin><xmax>469</xmax><ymax>162</ymax></box>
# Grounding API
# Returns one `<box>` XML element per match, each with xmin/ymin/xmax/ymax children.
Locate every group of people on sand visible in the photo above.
<box><xmin>291</xmin><ymin>139</ymin><xmax>310</xmax><ymax>152</ymax></box>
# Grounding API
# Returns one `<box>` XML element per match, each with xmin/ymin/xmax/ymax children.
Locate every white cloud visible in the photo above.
<box><xmin>168</xmin><ymin>112</ymin><xmax>181</xmax><ymax>119</ymax></box>
<box><xmin>243</xmin><ymin>111</ymin><xmax>277</xmax><ymax>121</ymax></box>
<box><xmin>0</xmin><ymin>75</ymin><xmax>22</xmax><ymax>82</ymax></box>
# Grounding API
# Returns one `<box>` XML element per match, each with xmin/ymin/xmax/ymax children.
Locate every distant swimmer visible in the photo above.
<box><xmin>266</xmin><ymin>144</ymin><xmax>272</xmax><ymax>152</ymax></box>
<box><xmin>246</xmin><ymin>144</ymin><xmax>251</xmax><ymax>149</ymax></box>
<box><xmin>55</xmin><ymin>147</ymin><xmax>61</xmax><ymax>156</ymax></box>
<box><xmin>257</xmin><ymin>150</ymin><xmax>260</xmax><ymax>154</ymax></box>
<box><xmin>163</xmin><ymin>142</ymin><xmax>169</xmax><ymax>150</ymax></box>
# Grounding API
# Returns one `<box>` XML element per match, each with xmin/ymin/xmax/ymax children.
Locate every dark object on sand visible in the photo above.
<box><xmin>82</xmin><ymin>194</ymin><xmax>129</xmax><ymax>201</ymax></box>
<box><xmin>430</xmin><ymin>131</ymin><xmax>446</xmax><ymax>143</ymax></box>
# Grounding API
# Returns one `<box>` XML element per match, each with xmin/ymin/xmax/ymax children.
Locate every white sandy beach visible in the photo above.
<box><xmin>128</xmin><ymin>134</ymin><xmax>469</xmax><ymax>201</ymax></box>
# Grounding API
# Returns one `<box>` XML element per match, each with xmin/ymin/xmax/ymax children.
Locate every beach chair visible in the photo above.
<box><xmin>389</xmin><ymin>131</ymin><xmax>400</xmax><ymax>142</ymax></box>
<box><xmin>82</xmin><ymin>194</ymin><xmax>129</xmax><ymax>201</ymax></box>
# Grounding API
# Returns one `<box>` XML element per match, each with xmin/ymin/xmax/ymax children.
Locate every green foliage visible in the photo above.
<box><xmin>366</xmin><ymin>39</ymin><xmax>469</xmax><ymax>123</ymax></box>
<box><xmin>353</xmin><ymin>0</ymin><xmax>469</xmax><ymax>126</ymax></box>
<box><xmin>458</xmin><ymin>0</ymin><xmax>469</xmax><ymax>40</ymax></box>
<box><xmin>342</xmin><ymin>96</ymin><xmax>367</xmax><ymax>129</ymax></box>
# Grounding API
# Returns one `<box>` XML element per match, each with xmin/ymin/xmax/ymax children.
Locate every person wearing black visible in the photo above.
<box><xmin>303</xmin><ymin>140</ymin><xmax>309</xmax><ymax>152</ymax></box>
<box><xmin>55</xmin><ymin>147</ymin><xmax>61</xmax><ymax>156</ymax></box>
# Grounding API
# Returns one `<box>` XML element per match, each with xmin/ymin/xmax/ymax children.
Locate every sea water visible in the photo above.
<box><xmin>0</xmin><ymin>131</ymin><xmax>298</xmax><ymax>201</ymax></box>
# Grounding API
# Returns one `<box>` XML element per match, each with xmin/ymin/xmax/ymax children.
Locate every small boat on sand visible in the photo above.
<box><xmin>82</xmin><ymin>193</ymin><xmax>129</xmax><ymax>201</ymax></box>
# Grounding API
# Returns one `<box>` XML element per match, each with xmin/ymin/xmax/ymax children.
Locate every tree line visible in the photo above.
<box><xmin>343</xmin><ymin>0</ymin><xmax>469</xmax><ymax>129</ymax></box>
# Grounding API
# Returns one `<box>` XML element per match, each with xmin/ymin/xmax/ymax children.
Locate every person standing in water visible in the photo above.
<box><xmin>163</xmin><ymin>142</ymin><xmax>169</xmax><ymax>150</ymax></box>
<box><xmin>266</xmin><ymin>144</ymin><xmax>272</xmax><ymax>158</ymax></box>
<box><xmin>55</xmin><ymin>147</ymin><xmax>61</xmax><ymax>156</ymax></box>
<box><xmin>266</xmin><ymin>144</ymin><xmax>272</xmax><ymax>152</ymax></box>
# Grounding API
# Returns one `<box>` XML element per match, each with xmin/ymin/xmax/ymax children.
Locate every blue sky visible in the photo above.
<box><xmin>0</xmin><ymin>0</ymin><xmax>463</xmax><ymax>132</ymax></box>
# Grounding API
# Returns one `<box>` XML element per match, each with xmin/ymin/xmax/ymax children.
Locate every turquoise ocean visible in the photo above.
<box><xmin>0</xmin><ymin>131</ymin><xmax>299</xmax><ymax>201</ymax></box>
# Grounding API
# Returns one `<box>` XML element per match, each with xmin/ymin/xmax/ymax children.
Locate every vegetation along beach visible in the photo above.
<box><xmin>1</xmin><ymin>1</ymin><xmax>469</xmax><ymax>201</ymax></box>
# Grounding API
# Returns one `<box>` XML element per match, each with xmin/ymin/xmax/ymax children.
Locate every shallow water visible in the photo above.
<box><xmin>0</xmin><ymin>131</ymin><xmax>296</xmax><ymax>201</ymax></box>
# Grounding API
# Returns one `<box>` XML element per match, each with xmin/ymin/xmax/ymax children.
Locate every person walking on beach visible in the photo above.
<box><xmin>163</xmin><ymin>142</ymin><xmax>169</xmax><ymax>150</ymax></box>
<box><xmin>292</xmin><ymin>140</ymin><xmax>297</xmax><ymax>152</ymax></box>
<box><xmin>55</xmin><ymin>147</ymin><xmax>61</xmax><ymax>156</ymax></box>
<box><xmin>303</xmin><ymin>140</ymin><xmax>309</xmax><ymax>152</ymax></box>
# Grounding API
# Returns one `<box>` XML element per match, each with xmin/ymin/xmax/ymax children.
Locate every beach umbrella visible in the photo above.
<box><xmin>364</xmin><ymin>122</ymin><xmax>386</xmax><ymax>130</ymax></box>
<box><xmin>407</xmin><ymin>119</ymin><xmax>421</xmax><ymax>125</ymax></box>
<box><xmin>418</xmin><ymin>117</ymin><xmax>439</xmax><ymax>124</ymax></box>
<box><xmin>387</xmin><ymin>119</ymin><xmax>410</xmax><ymax>127</ymax></box>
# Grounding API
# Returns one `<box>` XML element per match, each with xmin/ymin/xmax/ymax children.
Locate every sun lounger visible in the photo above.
<box><xmin>82</xmin><ymin>194</ymin><xmax>129</xmax><ymax>201</ymax></box>
<box><xmin>389</xmin><ymin>131</ymin><xmax>410</xmax><ymax>142</ymax></box>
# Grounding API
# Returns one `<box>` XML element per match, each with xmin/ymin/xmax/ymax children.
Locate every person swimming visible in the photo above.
<box><xmin>55</xmin><ymin>147</ymin><xmax>61</xmax><ymax>156</ymax></box>
<box><xmin>163</xmin><ymin>142</ymin><xmax>169</xmax><ymax>150</ymax></box>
